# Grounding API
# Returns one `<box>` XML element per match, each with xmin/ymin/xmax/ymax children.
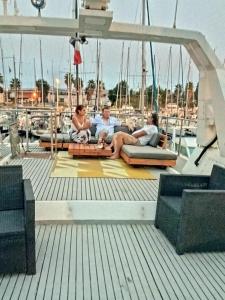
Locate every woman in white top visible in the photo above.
<box><xmin>69</xmin><ymin>105</ymin><xmax>91</xmax><ymax>143</ymax></box>
<box><xmin>109</xmin><ymin>113</ymin><xmax>159</xmax><ymax>159</ymax></box>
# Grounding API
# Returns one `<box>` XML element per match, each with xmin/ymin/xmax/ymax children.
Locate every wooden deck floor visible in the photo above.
<box><xmin>10</xmin><ymin>157</ymin><xmax>160</xmax><ymax>202</ymax></box>
<box><xmin>1</xmin><ymin>224</ymin><xmax>225</xmax><ymax>300</ymax></box>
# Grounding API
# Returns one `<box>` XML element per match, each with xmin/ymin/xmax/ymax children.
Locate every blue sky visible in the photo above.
<box><xmin>0</xmin><ymin>0</ymin><xmax>225</xmax><ymax>91</ymax></box>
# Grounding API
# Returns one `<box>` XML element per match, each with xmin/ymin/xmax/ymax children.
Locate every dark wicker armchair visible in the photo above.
<box><xmin>0</xmin><ymin>165</ymin><xmax>36</xmax><ymax>274</ymax></box>
<box><xmin>155</xmin><ymin>164</ymin><xmax>225</xmax><ymax>255</ymax></box>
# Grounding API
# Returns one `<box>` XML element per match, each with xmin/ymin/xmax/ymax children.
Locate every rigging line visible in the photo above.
<box><xmin>173</xmin><ymin>0</ymin><xmax>179</xmax><ymax>28</ymax></box>
<box><xmin>146</xmin><ymin>0</ymin><xmax>158</xmax><ymax>112</ymax></box>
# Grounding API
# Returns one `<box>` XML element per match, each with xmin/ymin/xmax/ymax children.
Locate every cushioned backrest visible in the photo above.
<box><xmin>114</xmin><ymin>126</ymin><xmax>131</xmax><ymax>134</ymax></box>
<box><xmin>90</xmin><ymin>124</ymin><xmax>97</xmax><ymax>136</ymax></box>
<box><xmin>209</xmin><ymin>165</ymin><xmax>225</xmax><ymax>190</ymax></box>
<box><xmin>0</xmin><ymin>165</ymin><xmax>24</xmax><ymax>210</ymax></box>
<box><xmin>148</xmin><ymin>133</ymin><xmax>160</xmax><ymax>147</ymax></box>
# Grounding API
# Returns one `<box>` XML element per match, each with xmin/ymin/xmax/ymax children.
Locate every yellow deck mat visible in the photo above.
<box><xmin>51</xmin><ymin>152</ymin><xmax>156</xmax><ymax>179</ymax></box>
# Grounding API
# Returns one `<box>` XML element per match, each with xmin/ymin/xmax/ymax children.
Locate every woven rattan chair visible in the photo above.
<box><xmin>155</xmin><ymin>164</ymin><xmax>225</xmax><ymax>254</ymax></box>
<box><xmin>0</xmin><ymin>165</ymin><xmax>36</xmax><ymax>274</ymax></box>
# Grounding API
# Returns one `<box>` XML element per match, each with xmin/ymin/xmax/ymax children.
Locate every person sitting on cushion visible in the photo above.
<box><xmin>69</xmin><ymin>105</ymin><xmax>91</xmax><ymax>143</ymax></box>
<box><xmin>91</xmin><ymin>106</ymin><xmax>121</xmax><ymax>148</ymax></box>
<box><xmin>109</xmin><ymin>113</ymin><xmax>159</xmax><ymax>159</ymax></box>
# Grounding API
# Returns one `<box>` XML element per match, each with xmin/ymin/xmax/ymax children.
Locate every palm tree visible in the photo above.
<box><xmin>10</xmin><ymin>78</ymin><xmax>21</xmax><ymax>102</ymax></box>
<box><xmin>85</xmin><ymin>79</ymin><xmax>96</xmax><ymax>101</ymax></box>
<box><xmin>73</xmin><ymin>77</ymin><xmax>83</xmax><ymax>90</ymax></box>
<box><xmin>10</xmin><ymin>78</ymin><xmax>21</xmax><ymax>90</ymax></box>
<box><xmin>36</xmin><ymin>79</ymin><xmax>50</xmax><ymax>103</ymax></box>
<box><xmin>64</xmin><ymin>72</ymin><xmax>74</xmax><ymax>89</ymax></box>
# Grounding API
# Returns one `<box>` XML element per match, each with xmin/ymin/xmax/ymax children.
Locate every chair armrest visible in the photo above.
<box><xmin>159</xmin><ymin>174</ymin><xmax>210</xmax><ymax>197</ymax></box>
<box><xmin>23</xmin><ymin>179</ymin><xmax>36</xmax><ymax>274</ymax></box>
<box><xmin>182</xmin><ymin>189</ymin><xmax>225</xmax><ymax>208</ymax></box>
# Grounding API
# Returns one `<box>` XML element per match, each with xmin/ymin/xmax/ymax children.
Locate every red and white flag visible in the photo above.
<box><xmin>73</xmin><ymin>42</ymin><xmax>82</xmax><ymax>65</ymax></box>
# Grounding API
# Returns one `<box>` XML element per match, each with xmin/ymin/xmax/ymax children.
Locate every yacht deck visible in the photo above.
<box><xmin>1</xmin><ymin>145</ymin><xmax>225</xmax><ymax>299</ymax></box>
<box><xmin>10</xmin><ymin>157</ymin><xmax>159</xmax><ymax>202</ymax></box>
<box><xmin>1</xmin><ymin>224</ymin><xmax>225</xmax><ymax>300</ymax></box>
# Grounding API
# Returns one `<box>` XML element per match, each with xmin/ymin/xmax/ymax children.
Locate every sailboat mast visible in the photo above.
<box><xmin>125</xmin><ymin>46</ymin><xmax>130</xmax><ymax>110</ymax></box>
<box><xmin>146</xmin><ymin>0</ymin><xmax>158</xmax><ymax>112</ymax></box>
<box><xmin>119</xmin><ymin>42</ymin><xmax>124</xmax><ymax>110</ymax></box>
<box><xmin>19</xmin><ymin>35</ymin><xmax>23</xmax><ymax>105</ymax></box>
<box><xmin>39</xmin><ymin>39</ymin><xmax>44</xmax><ymax>106</ymax></box>
<box><xmin>51</xmin><ymin>60</ymin><xmax>55</xmax><ymax>106</ymax></box>
<box><xmin>0</xmin><ymin>39</ymin><xmax>7</xmax><ymax>104</ymax></box>
<box><xmin>170</xmin><ymin>49</ymin><xmax>173</xmax><ymax>114</ymax></box>
<box><xmin>141</xmin><ymin>0</ymin><xmax>146</xmax><ymax>117</ymax></box>
<box><xmin>165</xmin><ymin>46</ymin><xmax>172</xmax><ymax>112</ymax></box>
<box><xmin>13</xmin><ymin>55</ymin><xmax>17</xmax><ymax>107</ymax></box>
<box><xmin>185</xmin><ymin>58</ymin><xmax>191</xmax><ymax>119</ymax></box>
<box><xmin>75</xmin><ymin>0</ymin><xmax>79</xmax><ymax>106</ymax></box>
<box><xmin>96</xmin><ymin>40</ymin><xmax>101</xmax><ymax>110</ymax></box>
<box><xmin>68</xmin><ymin>45</ymin><xmax>72</xmax><ymax>109</ymax></box>
<box><xmin>115</xmin><ymin>42</ymin><xmax>124</xmax><ymax>109</ymax></box>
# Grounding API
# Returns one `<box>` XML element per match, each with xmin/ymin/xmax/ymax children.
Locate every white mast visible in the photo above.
<box><xmin>125</xmin><ymin>46</ymin><xmax>130</xmax><ymax>111</ymax></box>
<box><xmin>141</xmin><ymin>0</ymin><xmax>146</xmax><ymax>117</ymax></box>
<box><xmin>18</xmin><ymin>35</ymin><xmax>23</xmax><ymax>105</ymax></box>
<box><xmin>39</xmin><ymin>39</ymin><xmax>44</xmax><ymax>106</ymax></box>
<box><xmin>185</xmin><ymin>57</ymin><xmax>191</xmax><ymax>119</ymax></box>
<box><xmin>2</xmin><ymin>0</ymin><xmax>7</xmax><ymax>16</ymax></box>
<box><xmin>119</xmin><ymin>42</ymin><xmax>124</xmax><ymax>109</ymax></box>
<box><xmin>0</xmin><ymin>39</ymin><xmax>7</xmax><ymax>104</ymax></box>
<box><xmin>165</xmin><ymin>46</ymin><xmax>172</xmax><ymax>112</ymax></box>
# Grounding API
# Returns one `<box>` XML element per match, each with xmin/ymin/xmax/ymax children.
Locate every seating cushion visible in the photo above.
<box><xmin>148</xmin><ymin>133</ymin><xmax>161</xmax><ymax>147</ymax></box>
<box><xmin>122</xmin><ymin>145</ymin><xmax>177</xmax><ymax>160</ymax></box>
<box><xmin>40</xmin><ymin>133</ymin><xmax>71</xmax><ymax>143</ymax></box>
<box><xmin>0</xmin><ymin>210</ymin><xmax>25</xmax><ymax>236</ymax></box>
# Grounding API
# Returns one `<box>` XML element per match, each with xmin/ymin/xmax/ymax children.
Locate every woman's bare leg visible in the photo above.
<box><xmin>110</xmin><ymin>132</ymin><xmax>138</xmax><ymax>159</ymax></box>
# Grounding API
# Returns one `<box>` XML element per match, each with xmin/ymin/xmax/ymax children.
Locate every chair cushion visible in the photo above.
<box><xmin>0</xmin><ymin>210</ymin><xmax>25</xmax><ymax>237</ymax></box>
<box><xmin>40</xmin><ymin>133</ymin><xmax>70</xmax><ymax>143</ymax></box>
<box><xmin>148</xmin><ymin>133</ymin><xmax>160</xmax><ymax>147</ymax></box>
<box><xmin>122</xmin><ymin>145</ymin><xmax>177</xmax><ymax>160</ymax></box>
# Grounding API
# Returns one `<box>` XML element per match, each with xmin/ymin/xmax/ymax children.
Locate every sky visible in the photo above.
<box><xmin>0</xmin><ymin>0</ymin><xmax>225</xmax><ymax>91</ymax></box>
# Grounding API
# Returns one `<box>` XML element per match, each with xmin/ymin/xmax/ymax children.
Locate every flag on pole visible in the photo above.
<box><xmin>73</xmin><ymin>42</ymin><xmax>82</xmax><ymax>65</ymax></box>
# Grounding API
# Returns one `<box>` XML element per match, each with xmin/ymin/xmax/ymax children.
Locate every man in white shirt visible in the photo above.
<box><xmin>91</xmin><ymin>106</ymin><xmax>121</xmax><ymax>148</ymax></box>
<box><xmin>109</xmin><ymin>113</ymin><xmax>159</xmax><ymax>159</ymax></box>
